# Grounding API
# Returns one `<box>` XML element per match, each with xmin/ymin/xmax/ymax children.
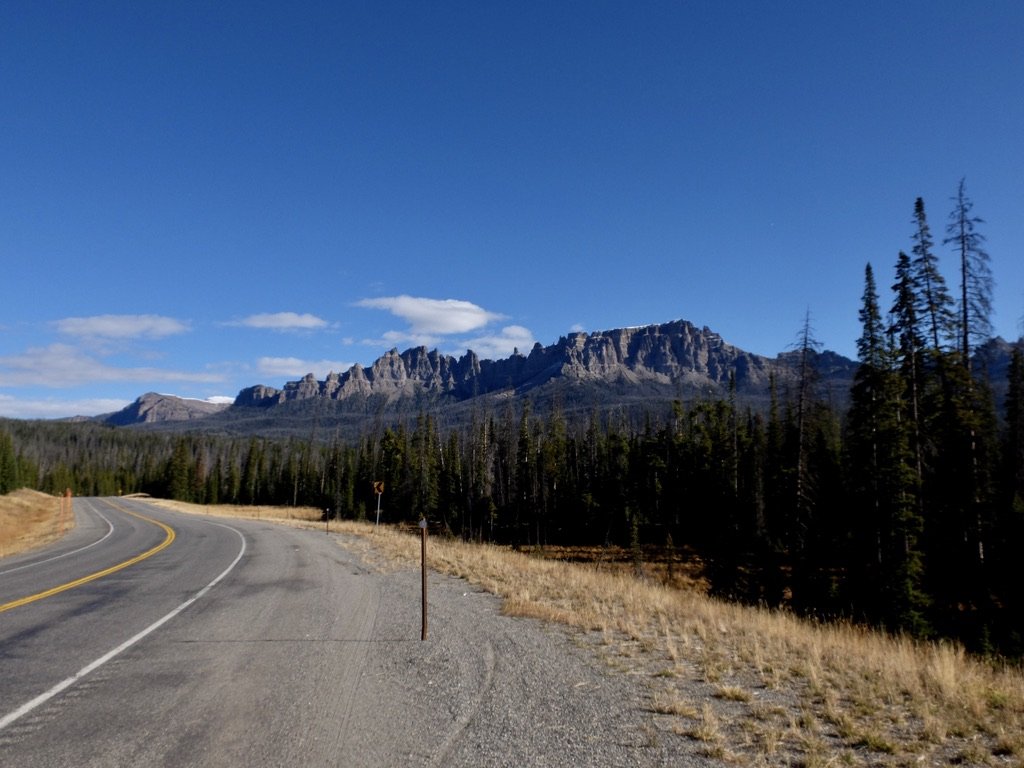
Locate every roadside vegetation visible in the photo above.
<box><xmin>0</xmin><ymin>488</ymin><xmax>69</xmax><ymax>558</ymax></box>
<box><xmin>156</xmin><ymin>498</ymin><xmax>1024</xmax><ymax>766</ymax></box>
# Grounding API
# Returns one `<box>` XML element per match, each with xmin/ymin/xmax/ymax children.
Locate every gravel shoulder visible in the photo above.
<box><xmin>335</xmin><ymin>532</ymin><xmax>713</xmax><ymax>767</ymax></box>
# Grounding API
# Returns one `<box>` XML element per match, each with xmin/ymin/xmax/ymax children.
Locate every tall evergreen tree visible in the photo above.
<box><xmin>240</xmin><ymin>439</ymin><xmax>264</xmax><ymax>505</ymax></box>
<box><xmin>792</xmin><ymin>310</ymin><xmax>821</xmax><ymax>551</ymax></box>
<box><xmin>378</xmin><ymin>426</ymin><xmax>408</xmax><ymax>521</ymax></box>
<box><xmin>168</xmin><ymin>437</ymin><xmax>192</xmax><ymax>502</ymax></box>
<box><xmin>911</xmin><ymin>198</ymin><xmax>956</xmax><ymax>358</ymax></box>
<box><xmin>847</xmin><ymin>264</ymin><xmax>927</xmax><ymax>633</ymax></box>
<box><xmin>944</xmin><ymin>178</ymin><xmax>993</xmax><ymax>368</ymax></box>
<box><xmin>515</xmin><ymin>403</ymin><xmax>537</xmax><ymax>544</ymax></box>
<box><xmin>410</xmin><ymin>414</ymin><xmax>438</xmax><ymax>522</ymax></box>
<box><xmin>1006</xmin><ymin>347</ymin><xmax>1024</xmax><ymax>512</ymax></box>
<box><xmin>889</xmin><ymin>251</ymin><xmax>926</xmax><ymax>495</ymax></box>
<box><xmin>997</xmin><ymin>347</ymin><xmax>1024</xmax><ymax>651</ymax></box>
<box><xmin>539</xmin><ymin>403</ymin><xmax>568</xmax><ymax>543</ymax></box>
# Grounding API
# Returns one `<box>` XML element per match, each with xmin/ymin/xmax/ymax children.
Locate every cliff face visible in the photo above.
<box><xmin>233</xmin><ymin>319</ymin><xmax>855</xmax><ymax>409</ymax></box>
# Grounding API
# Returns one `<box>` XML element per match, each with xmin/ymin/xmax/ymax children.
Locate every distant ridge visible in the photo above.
<box><xmin>232</xmin><ymin>318</ymin><xmax>857</xmax><ymax>409</ymax></box>
<box><xmin>100</xmin><ymin>319</ymin><xmax>863</xmax><ymax>434</ymax></box>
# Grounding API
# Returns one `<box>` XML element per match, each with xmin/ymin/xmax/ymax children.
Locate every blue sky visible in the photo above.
<box><xmin>2</xmin><ymin>1</ymin><xmax>1023</xmax><ymax>419</ymax></box>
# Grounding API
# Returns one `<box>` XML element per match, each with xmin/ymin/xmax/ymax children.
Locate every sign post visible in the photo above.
<box><xmin>373</xmin><ymin>481</ymin><xmax>384</xmax><ymax>526</ymax></box>
<box><xmin>419</xmin><ymin>518</ymin><xmax>428</xmax><ymax>641</ymax></box>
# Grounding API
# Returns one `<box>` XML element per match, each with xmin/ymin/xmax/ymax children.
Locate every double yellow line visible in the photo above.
<box><xmin>0</xmin><ymin>501</ymin><xmax>176</xmax><ymax>615</ymax></box>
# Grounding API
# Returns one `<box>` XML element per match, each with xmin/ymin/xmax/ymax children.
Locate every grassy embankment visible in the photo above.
<box><xmin>0</xmin><ymin>489</ymin><xmax>71</xmax><ymax>558</ymax></box>
<box><xmin>154</xmin><ymin>500</ymin><xmax>1024</xmax><ymax>766</ymax></box>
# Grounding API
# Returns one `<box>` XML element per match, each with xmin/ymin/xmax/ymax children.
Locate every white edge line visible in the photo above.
<box><xmin>0</xmin><ymin>502</ymin><xmax>116</xmax><ymax>577</ymax></box>
<box><xmin>0</xmin><ymin>521</ymin><xmax>247</xmax><ymax>732</ymax></box>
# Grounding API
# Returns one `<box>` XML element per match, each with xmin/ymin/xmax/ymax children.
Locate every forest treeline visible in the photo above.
<box><xmin>2</xmin><ymin>182</ymin><xmax>1022</xmax><ymax>655</ymax></box>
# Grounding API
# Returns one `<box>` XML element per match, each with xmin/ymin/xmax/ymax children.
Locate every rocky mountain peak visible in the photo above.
<box><xmin>231</xmin><ymin>318</ymin><xmax>857</xmax><ymax>411</ymax></box>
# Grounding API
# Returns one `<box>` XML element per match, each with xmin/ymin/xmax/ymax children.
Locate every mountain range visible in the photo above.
<box><xmin>98</xmin><ymin>319</ymin><xmax>868</xmax><ymax>437</ymax></box>
<box><xmin>100</xmin><ymin>317</ymin><xmax>1023</xmax><ymax>439</ymax></box>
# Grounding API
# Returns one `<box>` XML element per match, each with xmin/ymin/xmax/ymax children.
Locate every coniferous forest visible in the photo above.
<box><xmin>3</xmin><ymin>184</ymin><xmax>1023</xmax><ymax>656</ymax></box>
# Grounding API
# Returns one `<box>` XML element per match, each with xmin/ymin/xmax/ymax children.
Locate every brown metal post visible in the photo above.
<box><xmin>420</xmin><ymin>518</ymin><xmax>428</xmax><ymax>640</ymax></box>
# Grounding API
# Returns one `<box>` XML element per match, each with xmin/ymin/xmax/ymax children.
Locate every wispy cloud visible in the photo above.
<box><xmin>356</xmin><ymin>295</ymin><xmax>523</xmax><ymax>352</ymax></box>
<box><xmin>55</xmin><ymin>314</ymin><xmax>190</xmax><ymax>339</ymax></box>
<box><xmin>356</xmin><ymin>296</ymin><xmax>505</xmax><ymax>335</ymax></box>
<box><xmin>0</xmin><ymin>344</ymin><xmax>224</xmax><ymax>388</ymax></box>
<box><xmin>257</xmin><ymin>356</ymin><xmax>353</xmax><ymax>380</ymax></box>
<box><xmin>232</xmin><ymin>312</ymin><xmax>329</xmax><ymax>331</ymax></box>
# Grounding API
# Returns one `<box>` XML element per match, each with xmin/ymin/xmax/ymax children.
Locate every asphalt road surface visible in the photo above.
<box><xmin>1</xmin><ymin>497</ymin><xmax>707</xmax><ymax>767</ymax></box>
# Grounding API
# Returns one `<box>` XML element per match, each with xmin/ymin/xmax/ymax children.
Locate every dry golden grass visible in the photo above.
<box><xmin>144</xmin><ymin>497</ymin><xmax>323</xmax><ymax>523</ymax></box>
<box><xmin>335</xmin><ymin>522</ymin><xmax>1024</xmax><ymax>766</ymax></box>
<box><xmin>0</xmin><ymin>489</ymin><xmax>70</xmax><ymax>557</ymax></box>
<box><xmin>158</xmin><ymin>503</ymin><xmax>1024</xmax><ymax>767</ymax></box>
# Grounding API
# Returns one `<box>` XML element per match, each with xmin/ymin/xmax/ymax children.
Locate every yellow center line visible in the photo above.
<box><xmin>0</xmin><ymin>499</ymin><xmax>176</xmax><ymax>615</ymax></box>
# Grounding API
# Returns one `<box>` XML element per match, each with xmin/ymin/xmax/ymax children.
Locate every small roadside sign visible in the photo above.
<box><xmin>373</xmin><ymin>481</ymin><xmax>384</xmax><ymax>526</ymax></box>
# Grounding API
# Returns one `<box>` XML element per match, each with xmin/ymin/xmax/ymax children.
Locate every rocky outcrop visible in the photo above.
<box><xmin>233</xmin><ymin>319</ymin><xmax>857</xmax><ymax>409</ymax></box>
<box><xmin>106</xmin><ymin>325</ymin><xmax>1021</xmax><ymax>438</ymax></box>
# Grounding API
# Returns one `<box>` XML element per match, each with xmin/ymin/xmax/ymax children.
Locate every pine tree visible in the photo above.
<box><xmin>240</xmin><ymin>439</ymin><xmax>263</xmax><ymax>505</ymax></box>
<box><xmin>911</xmin><ymin>198</ymin><xmax>956</xmax><ymax>357</ymax></box>
<box><xmin>944</xmin><ymin>178</ymin><xmax>993</xmax><ymax>368</ymax></box>
<box><xmin>378</xmin><ymin>426</ymin><xmax>408</xmax><ymax>521</ymax></box>
<box><xmin>996</xmin><ymin>346</ymin><xmax>1024</xmax><ymax>651</ymax></box>
<box><xmin>410</xmin><ymin>414</ymin><xmax>440</xmax><ymax>522</ymax></box>
<box><xmin>539</xmin><ymin>402</ymin><xmax>568</xmax><ymax>543</ymax></box>
<box><xmin>515</xmin><ymin>402</ymin><xmax>536</xmax><ymax>544</ymax></box>
<box><xmin>889</xmin><ymin>251</ymin><xmax>926</xmax><ymax>494</ymax></box>
<box><xmin>792</xmin><ymin>311</ymin><xmax>821</xmax><ymax>555</ymax></box>
<box><xmin>438</xmin><ymin>430</ymin><xmax>463</xmax><ymax>534</ymax></box>
<box><xmin>1006</xmin><ymin>347</ymin><xmax>1024</xmax><ymax>512</ymax></box>
<box><xmin>168</xmin><ymin>437</ymin><xmax>192</xmax><ymax>502</ymax></box>
<box><xmin>847</xmin><ymin>264</ymin><xmax>928</xmax><ymax>633</ymax></box>
<box><xmin>847</xmin><ymin>265</ymin><xmax>888</xmax><ymax>576</ymax></box>
<box><xmin>940</xmin><ymin>178</ymin><xmax>998</xmax><ymax>618</ymax></box>
<box><xmin>0</xmin><ymin>430</ymin><xmax>18</xmax><ymax>494</ymax></box>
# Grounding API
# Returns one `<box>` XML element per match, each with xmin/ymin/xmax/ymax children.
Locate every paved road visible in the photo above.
<box><xmin>1</xmin><ymin>497</ymin><xmax>705</xmax><ymax>767</ymax></box>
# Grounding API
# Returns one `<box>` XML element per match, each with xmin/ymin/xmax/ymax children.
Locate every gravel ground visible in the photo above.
<box><xmin>335</xmin><ymin>533</ymin><xmax>715</xmax><ymax>767</ymax></box>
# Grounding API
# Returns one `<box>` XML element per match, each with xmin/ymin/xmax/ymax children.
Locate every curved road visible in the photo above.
<box><xmin>1</xmin><ymin>497</ymin><xmax>702</xmax><ymax>767</ymax></box>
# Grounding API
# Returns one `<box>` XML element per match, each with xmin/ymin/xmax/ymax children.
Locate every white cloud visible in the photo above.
<box><xmin>0</xmin><ymin>344</ymin><xmax>224</xmax><ymax>388</ymax></box>
<box><xmin>257</xmin><ymin>356</ymin><xmax>352</xmax><ymax>380</ymax></box>
<box><xmin>55</xmin><ymin>314</ymin><xmax>190</xmax><ymax>339</ymax></box>
<box><xmin>570</xmin><ymin>323</ymin><xmax>586</xmax><ymax>333</ymax></box>
<box><xmin>460</xmin><ymin>325</ymin><xmax>537</xmax><ymax>360</ymax></box>
<box><xmin>0</xmin><ymin>393</ymin><xmax>133</xmax><ymax>420</ymax></box>
<box><xmin>356</xmin><ymin>295</ymin><xmax>505</xmax><ymax>335</ymax></box>
<box><xmin>354</xmin><ymin>295</ymin><xmax>535</xmax><ymax>358</ymax></box>
<box><xmin>233</xmin><ymin>312</ymin><xmax>328</xmax><ymax>331</ymax></box>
